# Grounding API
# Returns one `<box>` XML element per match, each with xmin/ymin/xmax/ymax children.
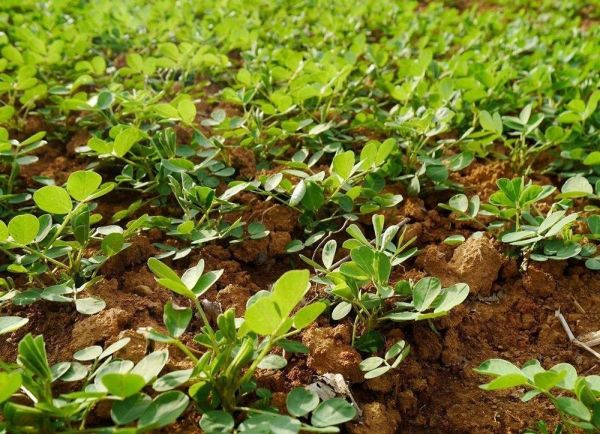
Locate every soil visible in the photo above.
<box><xmin>2</xmin><ymin>143</ymin><xmax>600</xmax><ymax>434</ymax></box>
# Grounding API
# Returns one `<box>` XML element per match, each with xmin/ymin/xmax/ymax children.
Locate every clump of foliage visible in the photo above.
<box><xmin>440</xmin><ymin>176</ymin><xmax>600</xmax><ymax>269</ymax></box>
<box><xmin>477</xmin><ymin>359</ymin><xmax>600</xmax><ymax>433</ymax></box>
<box><xmin>304</xmin><ymin>215</ymin><xmax>469</xmax><ymax>374</ymax></box>
<box><xmin>0</xmin><ymin>334</ymin><xmax>186</xmax><ymax>433</ymax></box>
<box><xmin>145</xmin><ymin>260</ymin><xmax>355</xmax><ymax>432</ymax></box>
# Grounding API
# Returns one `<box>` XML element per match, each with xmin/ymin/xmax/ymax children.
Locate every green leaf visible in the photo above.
<box><xmin>100</xmin><ymin>338</ymin><xmax>131</xmax><ymax>359</ymax></box>
<box><xmin>111</xmin><ymin>393</ymin><xmax>152</xmax><ymax>425</ymax></box>
<box><xmin>521</xmin><ymin>390</ymin><xmax>542</xmax><ymax>402</ymax></box>
<box><xmin>332</xmin><ymin>151</ymin><xmax>355</xmax><ymax>180</ymax></box>
<box><xmin>346</xmin><ymin>224</ymin><xmax>370</xmax><ymax>246</ymax></box>
<box><xmin>8</xmin><ymin>214</ymin><xmax>39</xmax><ymax>245</ymax></box>
<box><xmin>584</xmin><ymin>151</ymin><xmax>600</xmax><ymax>166</ymax></box>
<box><xmin>33</xmin><ymin>186</ymin><xmax>73</xmax><ymax>214</ymax></box>
<box><xmin>132</xmin><ymin>350</ymin><xmax>169</xmax><ymax>383</ymax></box>
<box><xmin>322</xmin><ymin>240</ymin><xmax>337</xmax><ymax>269</ymax></box>
<box><xmin>586</xmin><ymin>257</ymin><xmax>600</xmax><ymax>270</ymax></box>
<box><xmin>448</xmin><ymin>194</ymin><xmax>468</xmax><ymax>212</ymax></box>
<box><xmin>258</xmin><ymin>354</ymin><xmax>287</xmax><ymax>370</ymax></box>
<box><xmin>0</xmin><ymin>371</ymin><xmax>22</xmax><ymax>403</ymax></box>
<box><xmin>244</xmin><ymin>297</ymin><xmax>281</xmax><ymax>336</ymax></box>
<box><xmin>158</xmin><ymin>278</ymin><xmax>196</xmax><ymax>300</ymax></box>
<box><xmin>153</xmin><ymin>369</ymin><xmax>193</xmax><ymax>392</ymax></box>
<box><xmin>587</xmin><ymin>216</ymin><xmax>600</xmax><ymax>236</ymax></box>
<box><xmin>88</xmin><ymin>182</ymin><xmax>115</xmax><ymax>200</ymax></box>
<box><xmin>138</xmin><ymin>391</ymin><xmax>189</xmax><ymax>429</ymax></box>
<box><xmin>200</xmin><ymin>411</ymin><xmax>235</xmax><ymax>432</ymax></box>
<box><xmin>555</xmin><ymin>396</ymin><xmax>591</xmax><ymax>421</ymax></box>
<box><xmin>177</xmin><ymin>99</ymin><xmax>196</xmax><ymax>124</ymax></box>
<box><xmin>308</xmin><ymin>123</ymin><xmax>331</xmax><ymax>136</ymax></box>
<box><xmin>551</xmin><ymin>363</ymin><xmax>578</xmax><ymax>390</ymax></box>
<box><xmin>164</xmin><ymin>302</ymin><xmax>192</xmax><ymax>338</ymax></box>
<box><xmin>544</xmin><ymin>213</ymin><xmax>578</xmax><ymax>238</ymax></box>
<box><xmin>560</xmin><ymin>176</ymin><xmax>593</xmax><ymax>198</ymax></box>
<box><xmin>239</xmin><ymin>413</ymin><xmax>300</xmax><ymax>433</ymax></box>
<box><xmin>286</xmin><ymin>240</ymin><xmax>304</xmax><ymax>253</ymax></box>
<box><xmin>426</xmin><ymin>164</ymin><xmax>448</xmax><ymax>182</ymax></box>
<box><xmin>287</xmin><ymin>387</ymin><xmax>319</xmax><ymax>417</ymax></box>
<box><xmin>293</xmin><ymin>302</ymin><xmax>326</xmax><ymax>330</ymax></box>
<box><xmin>155</xmin><ymin>103</ymin><xmax>180</xmax><ymax>119</ymax></box>
<box><xmin>433</xmin><ymin>283</ymin><xmax>470</xmax><ymax>313</ymax></box>
<box><xmin>73</xmin><ymin>345</ymin><xmax>103</xmax><ymax>361</ymax></box>
<box><xmin>96</xmin><ymin>91</ymin><xmax>114</xmax><ymax>109</ymax></box>
<box><xmin>289</xmin><ymin>180</ymin><xmax>306</xmax><ymax>207</ymax></box>
<box><xmin>311</xmin><ymin>398</ymin><xmax>356</xmax><ymax>427</ymax></box>
<box><xmin>0</xmin><ymin>316</ymin><xmax>29</xmax><ymax>335</ymax></box>
<box><xmin>192</xmin><ymin>270</ymin><xmax>223</xmax><ymax>297</ymax></box>
<box><xmin>479</xmin><ymin>110</ymin><xmax>502</xmax><ymax>134</ymax></box>
<box><xmin>364</xmin><ymin>366</ymin><xmax>391</xmax><ymax>379</ymax></box>
<box><xmin>101</xmin><ymin>372</ymin><xmax>146</xmax><ymax>398</ymax></box>
<box><xmin>66</xmin><ymin>170</ymin><xmax>102</xmax><ymax>201</ymax></box>
<box><xmin>88</xmin><ymin>137</ymin><xmax>112</xmax><ymax>154</ymax></box>
<box><xmin>502</xmin><ymin>230</ymin><xmax>537</xmax><ymax>243</ymax></box>
<box><xmin>277</xmin><ymin>339</ymin><xmax>309</xmax><ymax>354</ymax></box>
<box><xmin>533</xmin><ymin>370</ymin><xmax>566</xmax><ymax>391</ymax></box>
<box><xmin>475</xmin><ymin>359</ymin><xmax>522</xmax><ymax>376</ymax></box>
<box><xmin>180</xmin><ymin>260</ymin><xmax>204</xmax><ymax>289</ymax></box>
<box><xmin>0</xmin><ymin>105</ymin><xmax>15</xmax><ymax>123</ymax></box>
<box><xmin>72</xmin><ymin>205</ymin><xmax>90</xmax><ymax>246</ymax></box>
<box><xmin>412</xmin><ymin>277</ymin><xmax>442</xmax><ymax>311</ymax></box>
<box><xmin>264</xmin><ymin>173</ymin><xmax>283</xmax><ymax>191</ymax></box>
<box><xmin>272</xmin><ymin>269</ymin><xmax>310</xmax><ymax>318</ymax></box>
<box><xmin>18</xmin><ymin>334</ymin><xmax>52</xmax><ymax>380</ymax></box>
<box><xmin>448</xmin><ymin>152</ymin><xmax>474</xmax><ymax>171</ymax></box>
<box><xmin>301</xmin><ymin>181</ymin><xmax>325</xmax><ymax>211</ymax></box>
<box><xmin>51</xmin><ymin>362</ymin><xmax>72</xmax><ymax>382</ymax></box>
<box><xmin>382</xmin><ymin>311</ymin><xmax>420</xmax><ymax>322</ymax></box>
<box><xmin>479</xmin><ymin>373</ymin><xmax>529</xmax><ymax>390</ymax></box>
<box><xmin>0</xmin><ymin>220</ymin><xmax>8</xmax><ymax>241</ymax></box>
<box><xmin>359</xmin><ymin>357</ymin><xmax>384</xmax><ymax>371</ymax></box>
<box><xmin>113</xmin><ymin>127</ymin><xmax>141</xmax><ymax>157</ymax></box>
<box><xmin>443</xmin><ymin>235</ymin><xmax>465</xmax><ymax>246</ymax></box>
<box><xmin>76</xmin><ymin>297</ymin><xmax>106</xmax><ymax>315</ymax></box>
<box><xmin>332</xmin><ymin>302</ymin><xmax>352</xmax><ymax>320</ymax></box>
<box><xmin>101</xmin><ymin>232</ymin><xmax>124</xmax><ymax>257</ymax></box>
<box><xmin>148</xmin><ymin>258</ymin><xmax>182</xmax><ymax>282</ymax></box>
<box><xmin>127</xmin><ymin>53</ymin><xmax>144</xmax><ymax>72</ymax></box>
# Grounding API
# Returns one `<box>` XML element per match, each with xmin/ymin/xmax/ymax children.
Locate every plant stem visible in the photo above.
<box><xmin>193</xmin><ymin>298</ymin><xmax>218</xmax><ymax>351</ymax></box>
<box><xmin>17</xmin><ymin>245</ymin><xmax>70</xmax><ymax>270</ymax></box>
<box><xmin>173</xmin><ymin>339</ymin><xmax>199</xmax><ymax>364</ymax></box>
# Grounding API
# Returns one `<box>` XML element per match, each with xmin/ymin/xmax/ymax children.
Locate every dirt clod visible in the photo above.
<box><xmin>302</xmin><ymin>325</ymin><xmax>363</xmax><ymax>383</ymax></box>
<box><xmin>348</xmin><ymin>402</ymin><xmax>401</xmax><ymax>434</ymax></box>
<box><xmin>448</xmin><ymin>236</ymin><xmax>504</xmax><ymax>295</ymax></box>
<box><xmin>71</xmin><ymin>308</ymin><xmax>132</xmax><ymax>351</ymax></box>
<box><xmin>522</xmin><ymin>264</ymin><xmax>556</xmax><ymax>297</ymax></box>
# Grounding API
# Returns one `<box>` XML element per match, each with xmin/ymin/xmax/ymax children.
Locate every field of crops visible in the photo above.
<box><xmin>0</xmin><ymin>0</ymin><xmax>599</xmax><ymax>433</ymax></box>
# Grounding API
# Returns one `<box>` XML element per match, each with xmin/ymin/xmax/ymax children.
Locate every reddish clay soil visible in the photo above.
<box><xmin>2</xmin><ymin>145</ymin><xmax>600</xmax><ymax>434</ymax></box>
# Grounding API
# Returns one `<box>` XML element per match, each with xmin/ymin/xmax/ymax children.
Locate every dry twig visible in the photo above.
<box><xmin>555</xmin><ymin>310</ymin><xmax>600</xmax><ymax>361</ymax></box>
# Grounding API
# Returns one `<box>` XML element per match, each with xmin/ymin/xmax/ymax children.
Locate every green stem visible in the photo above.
<box><xmin>47</xmin><ymin>202</ymin><xmax>85</xmax><ymax>247</ymax></box>
<box><xmin>237</xmin><ymin>337</ymin><xmax>274</xmax><ymax>388</ymax></box>
<box><xmin>193</xmin><ymin>298</ymin><xmax>218</xmax><ymax>350</ymax></box>
<box><xmin>173</xmin><ymin>339</ymin><xmax>199</xmax><ymax>364</ymax></box>
<box><xmin>17</xmin><ymin>244</ymin><xmax>70</xmax><ymax>270</ymax></box>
